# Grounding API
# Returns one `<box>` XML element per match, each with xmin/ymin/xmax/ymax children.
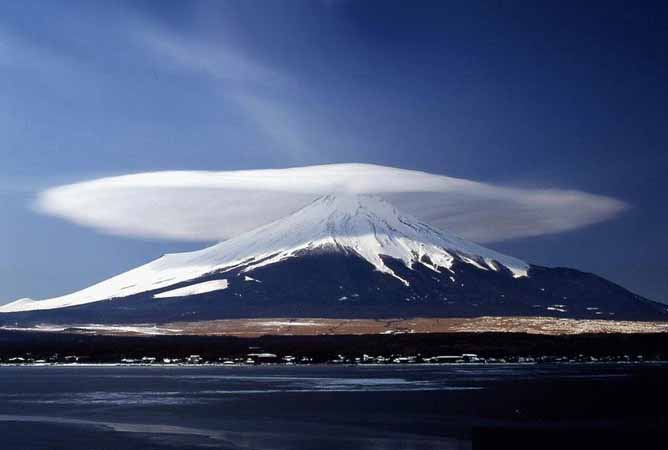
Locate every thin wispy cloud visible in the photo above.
<box><xmin>132</xmin><ymin>22</ymin><xmax>317</xmax><ymax>160</ymax></box>
<box><xmin>35</xmin><ymin>163</ymin><xmax>627</xmax><ymax>244</ymax></box>
<box><xmin>234</xmin><ymin>93</ymin><xmax>313</xmax><ymax>160</ymax></box>
<box><xmin>134</xmin><ymin>25</ymin><xmax>287</xmax><ymax>88</ymax></box>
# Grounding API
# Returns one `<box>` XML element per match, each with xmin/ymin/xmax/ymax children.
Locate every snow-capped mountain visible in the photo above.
<box><xmin>0</xmin><ymin>195</ymin><xmax>528</xmax><ymax>312</ymax></box>
<box><xmin>0</xmin><ymin>194</ymin><xmax>665</xmax><ymax>323</ymax></box>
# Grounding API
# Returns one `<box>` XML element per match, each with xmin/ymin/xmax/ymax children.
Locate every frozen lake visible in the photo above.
<box><xmin>0</xmin><ymin>363</ymin><xmax>666</xmax><ymax>449</ymax></box>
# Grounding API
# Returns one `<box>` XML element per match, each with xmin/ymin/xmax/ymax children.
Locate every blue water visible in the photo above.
<box><xmin>0</xmin><ymin>363</ymin><xmax>666</xmax><ymax>449</ymax></box>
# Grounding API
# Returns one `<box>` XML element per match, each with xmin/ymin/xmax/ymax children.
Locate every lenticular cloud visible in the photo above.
<box><xmin>36</xmin><ymin>163</ymin><xmax>627</xmax><ymax>243</ymax></box>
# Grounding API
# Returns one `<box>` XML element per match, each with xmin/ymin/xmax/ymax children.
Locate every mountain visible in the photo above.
<box><xmin>0</xmin><ymin>194</ymin><xmax>665</xmax><ymax>325</ymax></box>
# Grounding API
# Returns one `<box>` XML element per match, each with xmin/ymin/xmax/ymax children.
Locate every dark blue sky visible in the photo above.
<box><xmin>1</xmin><ymin>0</ymin><xmax>666</xmax><ymax>304</ymax></box>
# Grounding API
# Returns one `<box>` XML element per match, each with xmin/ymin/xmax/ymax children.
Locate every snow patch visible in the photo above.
<box><xmin>243</xmin><ymin>275</ymin><xmax>261</xmax><ymax>283</ymax></box>
<box><xmin>256</xmin><ymin>321</ymin><xmax>319</xmax><ymax>327</ymax></box>
<box><xmin>0</xmin><ymin>324</ymin><xmax>181</xmax><ymax>335</ymax></box>
<box><xmin>153</xmin><ymin>280</ymin><xmax>228</xmax><ymax>299</ymax></box>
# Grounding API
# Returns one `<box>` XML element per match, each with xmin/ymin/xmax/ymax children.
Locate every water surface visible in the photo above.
<box><xmin>0</xmin><ymin>363</ymin><xmax>666</xmax><ymax>449</ymax></box>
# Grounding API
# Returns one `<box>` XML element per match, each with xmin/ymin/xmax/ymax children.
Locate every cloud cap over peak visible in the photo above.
<box><xmin>36</xmin><ymin>163</ymin><xmax>627</xmax><ymax>243</ymax></box>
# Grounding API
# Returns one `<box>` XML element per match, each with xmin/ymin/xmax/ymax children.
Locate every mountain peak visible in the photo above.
<box><xmin>306</xmin><ymin>193</ymin><xmax>397</xmax><ymax>214</ymax></box>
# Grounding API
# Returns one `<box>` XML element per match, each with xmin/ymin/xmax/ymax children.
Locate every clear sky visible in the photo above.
<box><xmin>1</xmin><ymin>0</ymin><xmax>666</xmax><ymax>304</ymax></box>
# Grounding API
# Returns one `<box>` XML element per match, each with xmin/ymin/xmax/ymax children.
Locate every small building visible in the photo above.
<box><xmin>247</xmin><ymin>353</ymin><xmax>279</xmax><ymax>364</ymax></box>
<box><xmin>462</xmin><ymin>353</ymin><xmax>481</xmax><ymax>363</ymax></box>
<box><xmin>392</xmin><ymin>356</ymin><xmax>417</xmax><ymax>364</ymax></box>
<box><xmin>427</xmin><ymin>355</ymin><xmax>461</xmax><ymax>363</ymax></box>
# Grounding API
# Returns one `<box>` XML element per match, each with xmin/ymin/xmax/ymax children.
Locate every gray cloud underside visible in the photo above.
<box><xmin>36</xmin><ymin>163</ymin><xmax>627</xmax><ymax>244</ymax></box>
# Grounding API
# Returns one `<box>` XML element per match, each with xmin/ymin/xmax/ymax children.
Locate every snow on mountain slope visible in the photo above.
<box><xmin>0</xmin><ymin>194</ymin><xmax>528</xmax><ymax>313</ymax></box>
<box><xmin>153</xmin><ymin>279</ymin><xmax>229</xmax><ymax>299</ymax></box>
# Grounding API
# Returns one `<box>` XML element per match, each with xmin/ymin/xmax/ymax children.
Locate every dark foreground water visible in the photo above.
<box><xmin>0</xmin><ymin>363</ymin><xmax>666</xmax><ymax>449</ymax></box>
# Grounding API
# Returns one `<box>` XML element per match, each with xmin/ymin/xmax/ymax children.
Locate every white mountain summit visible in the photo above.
<box><xmin>0</xmin><ymin>194</ymin><xmax>529</xmax><ymax>313</ymax></box>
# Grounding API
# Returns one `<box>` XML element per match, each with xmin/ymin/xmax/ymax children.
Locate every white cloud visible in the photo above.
<box><xmin>35</xmin><ymin>163</ymin><xmax>627</xmax><ymax>243</ymax></box>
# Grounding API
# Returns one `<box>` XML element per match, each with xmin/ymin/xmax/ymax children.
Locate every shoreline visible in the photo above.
<box><xmin>2</xmin><ymin>360</ymin><xmax>668</xmax><ymax>368</ymax></box>
<box><xmin>2</xmin><ymin>328</ymin><xmax>667</xmax><ymax>365</ymax></box>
